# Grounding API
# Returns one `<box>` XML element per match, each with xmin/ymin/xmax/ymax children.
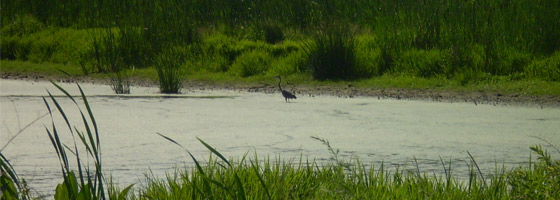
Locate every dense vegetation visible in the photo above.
<box><xmin>2</xmin><ymin>0</ymin><xmax>560</xmax><ymax>93</ymax></box>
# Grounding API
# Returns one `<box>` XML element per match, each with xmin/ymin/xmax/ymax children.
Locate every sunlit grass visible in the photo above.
<box><xmin>133</xmin><ymin>134</ymin><xmax>560</xmax><ymax>199</ymax></box>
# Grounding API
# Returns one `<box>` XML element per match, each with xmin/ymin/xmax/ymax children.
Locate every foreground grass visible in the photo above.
<box><xmin>137</xmin><ymin>151</ymin><xmax>559</xmax><ymax>199</ymax></box>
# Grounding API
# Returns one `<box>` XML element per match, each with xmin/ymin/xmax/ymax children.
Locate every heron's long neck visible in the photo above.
<box><xmin>277</xmin><ymin>78</ymin><xmax>283</xmax><ymax>91</ymax></box>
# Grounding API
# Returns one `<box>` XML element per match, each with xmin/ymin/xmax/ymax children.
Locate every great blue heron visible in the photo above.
<box><xmin>273</xmin><ymin>76</ymin><xmax>297</xmax><ymax>102</ymax></box>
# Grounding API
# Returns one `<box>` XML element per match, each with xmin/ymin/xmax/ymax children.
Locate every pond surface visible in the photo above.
<box><xmin>1</xmin><ymin>79</ymin><xmax>559</xmax><ymax>198</ymax></box>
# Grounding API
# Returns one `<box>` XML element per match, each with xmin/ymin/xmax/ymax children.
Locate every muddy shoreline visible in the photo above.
<box><xmin>2</xmin><ymin>72</ymin><xmax>559</xmax><ymax>107</ymax></box>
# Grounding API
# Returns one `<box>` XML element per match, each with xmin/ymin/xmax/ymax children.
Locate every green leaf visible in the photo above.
<box><xmin>118</xmin><ymin>184</ymin><xmax>135</xmax><ymax>200</ymax></box>
<box><xmin>54</xmin><ymin>182</ymin><xmax>69</xmax><ymax>200</ymax></box>
<box><xmin>0</xmin><ymin>173</ymin><xmax>18</xmax><ymax>199</ymax></box>
<box><xmin>77</xmin><ymin>183</ymin><xmax>93</xmax><ymax>200</ymax></box>
<box><xmin>197</xmin><ymin>137</ymin><xmax>231</xmax><ymax>167</ymax></box>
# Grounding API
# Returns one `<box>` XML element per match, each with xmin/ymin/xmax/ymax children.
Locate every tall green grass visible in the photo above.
<box><xmin>154</xmin><ymin>46</ymin><xmax>189</xmax><ymax>93</ymax></box>
<box><xmin>139</xmin><ymin>135</ymin><xmax>560</xmax><ymax>199</ymax></box>
<box><xmin>304</xmin><ymin>23</ymin><xmax>358</xmax><ymax>80</ymax></box>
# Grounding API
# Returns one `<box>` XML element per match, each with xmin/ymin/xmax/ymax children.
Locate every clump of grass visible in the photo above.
<box><xmin>109</xmin><ymin>71</ymin><xmax>132</xmax><ymax>94</ymax></box>
<box><xmin>154</xmin><ymin>46</ymin><xmax>189</xmax><ymax>93</ymax></box>
<box><xmin>524</xmin><ymin>52</ymin><xmax>560</xmax><ymax>82</ymax></box>
<box><xmin>392</xmin><ymin>49</ymin><xmax>452</xmax><ymax>78</ymax></box>
<box><xmin>230</xmin><ymin>50</ymin><xmax>273</xmax><ymax>77</ymax></box>
<box><xmin>0</xmin><ymin>14</ymin><xmax>44</xmax><ymax>37</ymax></box>
<box><xmin>508</xmin><ymin>144</ymin><xmax>560</xmax><ymax>199</ymax></box>
<box><xmin>144</xmin><ymin>134</ymin><xmax>560</xmax><ymax>199</ymax></box>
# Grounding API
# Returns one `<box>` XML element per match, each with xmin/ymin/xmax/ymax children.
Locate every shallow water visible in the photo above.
<box><xmin>1</xmin><ymin>79</ymin><xmax>559</xmax><ymax>198</ymax></box>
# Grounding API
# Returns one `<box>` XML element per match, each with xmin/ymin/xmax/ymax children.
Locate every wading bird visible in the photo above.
<box><xmin>273</xmin><ymin>76</ymin><xmax>297</xmax><ymax>102</ymax></box>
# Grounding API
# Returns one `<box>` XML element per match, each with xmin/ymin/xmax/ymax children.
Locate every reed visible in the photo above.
<box><xmin>154</xmin><ymin>46</ymin><xmax>188</xmax><ymax>93</ymax></box>
<box><xmin>41</xmin><ymin>82</ymin><xmax>132</xmax><ymax>199</ymax></box>
<box><xmin>0</xmin><ymin>152</ymin><xmax>31</xmax><ymax>199</ymax></box>
<box><xmin>140</xmin><ymin>135</ymin><xmax>560</xmax><ymax>199</ymax></box>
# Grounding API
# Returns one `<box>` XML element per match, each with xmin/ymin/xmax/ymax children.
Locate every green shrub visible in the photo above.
<box><xmin>393</xmin><ymin>49</ymin><xmax>451</xmax><ymax>78</ymax></box>
<box><xmin>496</xmin><ymin>48</ymin><xmax>532</xmax><ymax>75</ymax></box>
<box><xmin>525</xmin><ymin>52</ymin><xmax>560</xmax><ymax>81</ymax></box>
<box><xmin>267</xmin><ymin>50</ymin><xmax>308</xmax><ymax>76</ymax></box>
<box><xmin>355</xmin><ymin>35</ymin><xmax>383</xmax><ymax>77</ymax></box>
<box><xmin>0</xmin><ymin>35</ymin><xmax>21</xmax><ymax>60</ymax></box>
<box><xmin>374</xmin><ymin>26</ymin><xmax>416</xmax><ymax>76</ymax></box>
<box><xmin>26</xmin><ymin>31</ymin><xmax>60</xmax><ymax>63</ymax></box>
<box><xmin>269</xmin><ymin>40</ymin><xmax>300</xmax><ymax>57</ymax></box>
<box><xmin>50</xmin><ymin>29</ymin><xmax>91</xmax><ymax>65</ymax></box>
<box><xmin>230</xmin><ymin>50</ymin><xmax>272</xmax><ymax>77</ymax></box>
<box><xmin>467</xmin><ymin>44</ymin><xmax>487</xmax><ymax>73</ymax></box>
<box><xmin>199</xmin><ymin>54</ymin><xmax>231</xmax><ymax>73</ymax></box>
<box><xmin>201</xmin><ymin>33</ymin><xmax>236</xmax><ymax>63</ymax></box>
<box><xmin>0</xmin><ymin>14</ymin><xmax>43</xmax><ymax>37</ymax></box>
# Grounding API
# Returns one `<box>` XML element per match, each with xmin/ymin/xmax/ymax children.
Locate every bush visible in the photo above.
<box><xmin>355</xmin><ymin>35</ymin><xmax>384</xmax><ymax>77</ymax></box>
<box><xmin>305</xmin><ymin>24</ymin><xmax>358</xmax><ymax>80</ymax></box>
<box><xmin>0</xmin><ymin>14</ymin><xmax>43</xmax><ymax>37</ymax></box>
<box><xmin>524</xmin><ymin>52</ymin><xmax>560</xmax><ymax>81</ymax></box>
<box><xmin>393</xmin><ymin>49</ymin><xmax>451</xmax><ymax>78</ymax></box>
<box><xmin>199</xmin><ymin>54</ymin><xmax>230</xmax><ymax>73</ymax></box>
<box><xmin>26</xmin><ymin>30</ymin><xmax>60</xmax><ymax>63</ymax></box>
<box><xmin>267</xmin><ymin>50</ymin><xmax>308</xmax><ymax>76</ymax></box>
<box><xmin>0</xmin><ymin>35</ymin><xmax>21</xmax><ymax>60</ymax></box>
<box><xmin>230</xmin><ymin>50</ymin><xmax>272</xmax><ymax>77</ymax></box>
<box><xmin>496</xmin><ymin>48</ymin><xmax>532</xmax><ymax>75</ymax></box>
<box><xmin>269</xmin><ymin>40</ymin><xmax>300</xmax><ymax>57</ymax></box>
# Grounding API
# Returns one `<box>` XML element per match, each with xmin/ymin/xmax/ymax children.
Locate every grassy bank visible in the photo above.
<box><xmin>2</xmin><ymin>60</ymin><xmax>560</xmax><ymax>101</ymax></box>
<box><xmin>1</xmin><ymin>0</ymin><xmax>559</xmax><ymax>96</ymax></box>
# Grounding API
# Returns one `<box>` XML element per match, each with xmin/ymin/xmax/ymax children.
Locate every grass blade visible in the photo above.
<box><xmin>47</xmin><ymin>90</ymin><xmax>73</xmax><ymax>134</ymax></box>
<box><xmin>233</xmin><ymin>174</ymin><xmax>247</xmax><ymax>200</ymax></box>
<box><xmin>250</xmin><ymin>159</ymin><xmax>271</xmax><ymax>200</ymax></box>
<box><xmin>50</xmin><ymin>81</ymin><xmax>77</xmax><ymax>104</ymax></box>
<box><xmin>156</xmin><ymin>132</ymin><xmax>213</xmax><ymax>199</ymax></box>
<box><xmin>78</xmin><ymin>84</ymin><xmax>100</xmax><ymax>151</ymax></box>
<box><xmin>197</xmin><ymin>137</ymin><xmax>231</xmax><ymax>167</ymax></box>
<box><xmin>0</xmin><ymin>152</ymin><xmax>22</xmax><ymax>193</ymax></box>
<box><xmin>467</xmin><ymin>151</ymin><xmax>486</xmax><ymax>188</ymax></box>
